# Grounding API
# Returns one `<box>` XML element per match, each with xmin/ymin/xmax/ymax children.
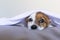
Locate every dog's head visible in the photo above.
<box><xmin>25</xmin><ymin>12</ymin><xmax>51</xmax><ymax>30</ymax></box>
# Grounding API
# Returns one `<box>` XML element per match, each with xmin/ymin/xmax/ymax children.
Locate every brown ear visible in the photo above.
<box><xmin>25</xmin><ymin>16</ymin><xmax>30</xmax><ymax>23</ymax></box>
<box><xmin>36</xmin><ymin>12</ymin><xmax>51</xmax><ymax>28</ymax></box>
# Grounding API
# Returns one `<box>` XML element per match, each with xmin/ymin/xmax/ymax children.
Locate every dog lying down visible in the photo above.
<box><xmin>0</xmin><ymin>9</ymin><xmax>60</xmax><ymax>30</ymax></box>
<box><xmin>25</xmin><ymin>12</ymin><xmax>53</xmax><ymax>30</ymax></box>
<box><xmin>25</xmin><ymin>11</ymin><xmax>60</xmax><ymax>30</ymax></box>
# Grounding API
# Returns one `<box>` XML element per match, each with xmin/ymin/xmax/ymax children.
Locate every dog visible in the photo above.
<box><xmin>25</xmin><ymin>12</ymin><xmax>53</xmax><ymax>30</ymax></box>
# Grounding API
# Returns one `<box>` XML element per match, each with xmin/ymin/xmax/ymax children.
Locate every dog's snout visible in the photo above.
<box><xmin>31</xmin><ymin>25</ymin><xmax>37</xmax><ymax>29</ymax></box>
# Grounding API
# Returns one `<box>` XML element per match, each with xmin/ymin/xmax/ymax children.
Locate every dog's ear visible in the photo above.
<box><xmin>36</xmin><ymin>12</ymin><xmax>51</xmax><ymax>28</ymax></box>
<box><xmin>25</xmin><ymin>16</ymin><xmax>30</xmax><ymax>27</ymax></box>
<box><xmin>25</xmin><ymin>16</ymin><xmax>30</xmax><ymax>23</ymax></box>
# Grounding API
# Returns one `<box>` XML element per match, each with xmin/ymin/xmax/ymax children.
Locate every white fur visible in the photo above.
<box><xmin>28</xmin><ymin>13</ymin><xmax>36</xmax><ymax>29</ymax></box>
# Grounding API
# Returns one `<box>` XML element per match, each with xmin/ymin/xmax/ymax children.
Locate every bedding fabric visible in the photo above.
<box><xmin>0</xmin><ymin>26</ymin><xmax>60</xmax><ymax>40</ymax></box>
<box><xmin>0</xmin><ymin>9</ymin><xmax>60</xmax><ymax>26</ymax></box>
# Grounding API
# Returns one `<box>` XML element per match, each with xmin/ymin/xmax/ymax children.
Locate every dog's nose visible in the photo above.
<box><xmin>31</xmin><ymin>25</ymin><xmax>37</xmax><ymax>29</ymax></box>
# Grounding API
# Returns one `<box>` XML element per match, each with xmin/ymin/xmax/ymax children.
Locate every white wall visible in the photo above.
<box><xmin>0</xmin><ymin>0</ymin><xmax>60</xmax><ymax>17</ymax></box>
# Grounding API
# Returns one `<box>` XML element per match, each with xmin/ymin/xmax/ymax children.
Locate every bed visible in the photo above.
<box><xmin>0</xmin><ymin>25</ymin><xmax>60</xmax><ymax>40</ymax></box>
<box><xmin>0</xmin><ymin>9</ymin><xmax>60</xmax><ymax>40</ymax></box>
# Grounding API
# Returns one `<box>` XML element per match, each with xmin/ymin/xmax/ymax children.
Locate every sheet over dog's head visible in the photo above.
<box><xmin>25</xmin><ymin>12</ymin><xmax>51</xmax><ymax>30</ymax></box>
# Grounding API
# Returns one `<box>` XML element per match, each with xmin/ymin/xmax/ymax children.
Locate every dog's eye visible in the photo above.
<box><xmin>29</xmin><ymin>18</ymin><xmax>33</xmax><ymax>22</ymax></box>
<box><xmin>39</xmin><ymin>19</ymin><xmax>44</xmax><ymax>23</ymax></box>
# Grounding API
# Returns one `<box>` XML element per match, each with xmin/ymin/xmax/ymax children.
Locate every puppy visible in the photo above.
<box><xmin>25</xmin><ymin>12</ymin><xmax>51</xmax><ymax>30</ymax></box>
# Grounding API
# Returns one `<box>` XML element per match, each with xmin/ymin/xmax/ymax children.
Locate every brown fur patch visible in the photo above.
<box><xmin>25</xmin><ymin>16</ymin><xmax>30</xmax><ymax>23</ymax></box>
<box><xmin>35</xmin><ymin>12</ymin><xmax>50</xmax><ymax>28</ymax></box>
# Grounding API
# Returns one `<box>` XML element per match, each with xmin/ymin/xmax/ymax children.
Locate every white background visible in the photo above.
<box><xmin>0</xmin><ymin>0</ymin><xmax>60</xmax><ymax>17</ymax></box>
